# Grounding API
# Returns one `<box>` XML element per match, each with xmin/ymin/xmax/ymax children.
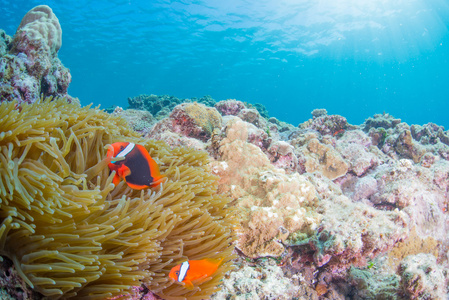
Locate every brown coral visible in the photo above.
<box><xmin>171</xmin><ymin>102</ymin><xmax>222</xmax><ymax>141</ymax></box>
<box><xmin>0</xmin><ymin>98</ymin><xmax>235</xmax><ymax>299</ymax></box>
<box><xmin>300</xmin><ymin>138</ymin><xmax>349</xmax><ymax>180</ymax></box>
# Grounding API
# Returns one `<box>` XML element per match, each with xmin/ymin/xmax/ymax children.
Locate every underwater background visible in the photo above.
<box><xmin>1</xmin><ymin>0</ymin><xmax>449</xmax><ymax>128</ymax></box>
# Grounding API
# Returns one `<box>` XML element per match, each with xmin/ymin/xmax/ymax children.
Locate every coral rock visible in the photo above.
<box><xmin>267</xmin><ymin>141</ymin><xmax>298</xmax><ymax>173</ymax></box>
<box><xmin>214</xmin><ymin>99</ymin><xmax>246</xmax><ymax>116</ymax></box>
<box><xmin>14</xmin><ymin>5</ymin><xmax>62</xmax><ymax>54</ymax></box>
<box><xmin>348</xmin><ymin>264</ymin><xmax>401</xmax><ymax>299</ymax></box>
<box><xmin>399</xmin><ymin>253</ymin><xmax>446</xmax><ymax>299</ymax></box>
<box><xmin>237</xmin><ymin>108</ymin><xmax>266</xmax><ymax>128</ymax></box>
<box><xmin>0</xmin><ymin>5</ymin><xmax>73</xmax><ymax>104</ymax></box>
<box><xmin>363</xmin><ymin>113</ymin><xmax>401</xmax><ymax>131</ymax></box>
<box><xmin>212</xmin><ymin>259</ymin><xmax>301</xmax><ymax>300</ymax></box>
<box><xmin>394</xmin><ymin>129</ymin><xmax>426</xmax><ymax>163</ymax></box>
<box><xmin>300</xmin><ymin>113</ymin><xmax>348</xmax><ymax>136</ymax></box>
<box><xmin>336</xmin><ymin>130</ymin><xmax>385</xmax><ymax>176</ymax></box>
<box><xmin>112</xmin><ymin>108</ymin><xmax>154</xmax><ymax>133</ymax></box>
<box><xmin>170</xmin><ymin>102</ymin><xmax>222</xmax><ymax>141</ymax></box>
<box><xmin>299</xmin><ymin>138</ymin><xmax>349</xmax><ymax>180</ymax></box>
<box><xmin>305</xmin><ymin>195</ymin><xmax>409</xmax><ymax>270</ymax></box>
<box><xmin>411</xmin><ymin>122</ymin><xmax>449</xmax><ymax>146</ymax></box>
<box><xmin>128</xmin><ymin>94</ymin><xmax>216</xmax><ymax>120</ymax></box>
<box><xmin>211</xmin><ymin>118</ymin><xmax>319</xmax><ymax>258</ymax></box>
<box><xmin>0</xmin><ymin>30</ymin><xmax>12</xmax><ymax>56</ymax></box>
<box><xmin>352</xmin><ymin>176</ymin><xmax>378</xmax><ymax>201</ymax></box>
<box><xmin>311</xmin><ymin>108</ymin><xmax>328</xmax><ymax>118</ymax></box>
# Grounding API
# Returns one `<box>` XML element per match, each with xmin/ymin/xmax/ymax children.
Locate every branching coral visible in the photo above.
<box><xmin>0</xmin><ymin>97</ymin><xmax>235</xmax><ymax>299</ymax></box>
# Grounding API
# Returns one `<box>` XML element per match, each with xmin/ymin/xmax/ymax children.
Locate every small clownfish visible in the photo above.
<box><xmin>169</xmin><ymin>258</ymin><xmax>224</xmax><ymax>290</ymax></box>
<box><xmin>107</xmin><ymin>142</ymin><xmax>164</xmax><ymax>190</ymax></box>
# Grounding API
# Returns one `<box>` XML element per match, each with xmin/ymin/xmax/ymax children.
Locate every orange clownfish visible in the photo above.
<box><xmin>107</xmin><ymin>142</ymin><xmax>164</xmax><ymax>190</ymax></box>
<box><xmin>169</xmin><ymin>258</ymin><xmax>224</xmax><ymax>290</ymax></box>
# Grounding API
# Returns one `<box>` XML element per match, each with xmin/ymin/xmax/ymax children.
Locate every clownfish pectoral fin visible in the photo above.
<box><xmin>118</xmin><ymin>165</ymin><xmax>131</xmax><ymax>179</ymax></box>
<box><xmin>112</xmin><ymin>173</ymin><xmax>121</xmax><ymax>186</ymax></box>
<box><xmin>183</xmin><ymin>280</ymin><xmax>194</xmax><ymax>290</ymax></box>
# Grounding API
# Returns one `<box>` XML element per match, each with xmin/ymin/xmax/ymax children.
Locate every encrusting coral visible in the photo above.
<box><xmin>0</xmin><ymin>97</ymin><xmax>235</xmax><ymax>299</ymax></box>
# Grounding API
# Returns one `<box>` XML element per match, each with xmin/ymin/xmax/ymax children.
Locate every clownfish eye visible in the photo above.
<box><xmin>120</xmin><ymin>146</ymin><xmax>125</xmax><ymax>150</ymax></box>
<box><xmin>175</xmin><ymin>271</ymin><xmax>179</xmax><ymax>275</ymax></box>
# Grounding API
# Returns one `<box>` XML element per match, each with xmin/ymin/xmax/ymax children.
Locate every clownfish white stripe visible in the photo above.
<box><xmin>178</xmin><ymin>261</ymin><xmax>190</xmax><ymax>282</ymax></box>
<box><xmin>111</xmin><ymin>143</ymin><xmax>135</xmax><ymax>163</ymax></box>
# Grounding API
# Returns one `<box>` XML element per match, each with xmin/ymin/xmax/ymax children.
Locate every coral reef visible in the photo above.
<box><xmin>399</xmin><ymin>253</ymin><xmax>446</xmax><ymax>299</ymax></box>
<box><xmin>411</xmin><ymin>122</ymin><xmax>449</xmax><ymax>145</ymax></box>
<box><xmin>0</xmin><ymin>30</ymin><xmax>12</xmax><ymax>56</ymax></box>
<box><xmin>348</xmin><ymin>262</ymin><xmax>401</xmax><ymax>299</ymax></box>
<box><xmin>0</xmin><ymin>5</ymin><xmax>74</xmax><ymax>104</ymax></box>
<box><xmin>209</xmin><ymin>118</ymin><xmax>320</xmax><ymax>258</ymax></box>
<box><xmin>288</xmin><ymin>195</ymin><xmax>409</xmax><ymax>270</ymax></box>
<box><xmin>212</xmin><ymin>258</ymin><xmax>302</xmax><ymax>300</ymax></box>
<box><xmin>300</xmin><ymin>110</ymin><xmax>349</xmax><ymax>136</ymax></box>
<box><xmin>0</xmin><ymin>256</ymin><xmax>42</xmax><ymax>299</ymax></box>
<box><xmin>311</xmin><ymin>108</ymin><xmax>328</xmax><ymax>118</ymax></box>
<box><xmin>128</xmin><ymin>94</ymin><xmax>216</xmax><ymax>120</ymax></box>
<box><xmin>4</xmin><ymin>5</ymin><xmax>449</xmax><ymax>300</ymax></box>
<box><xmin>237</xmin><ymin>108</ymin><xmax>267</xmax><ymax>128</ymax></box>
<box><xmin>112</xmin><ymin>107</ymin><xmax>155</xmax><ymax>133</ymax></box>
<box><xmin>363</xmin><ymin>113</ymin><xmax>402</xmax><ymax>131</ymax></box>
<box><xmin>296</xmin><ymin>137</ymin><xmax>349</xmax><ymax>180</ymax></box>
<box><xmin>388</xmin><ymin>228</ymin><xmax>439</xmax><ymax>271</ymax></box>
<box><xmin>335</xmin><ymin>130</ymin><xmax>385</xmax><ymax>176</ymax></box>
<box><xmin>116</xmin><ymin>103</ymin><xmax>449</xmax><ymax>299</ymax></box>
<box><xmin>148</xmin><ymin>102</ymin><xmax>222</xmax><ymax>143</ymax></box>
<box><xmin>266</xmin><ymin>141</ymin><xmax>298</xmax><ymax>174</ymax></box>
<box><xmin>0</xmin><ymin>98</ymin><xmax>235</xmax><ymax>299</ymax></box>
<box><xmin>245</xmin><ymin>102</ymin><xmax>270</xmax><ymax>119</ymax></box>
<box><xmin>214</xmin><ymin>99</ymin><xmax>246</xmax><ymax>116</ymax></box>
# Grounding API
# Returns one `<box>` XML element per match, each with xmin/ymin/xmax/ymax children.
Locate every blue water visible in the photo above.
<box><xmin>2</xmin><ymin>0</ymin><xmax>449</xmax><ymax>128</ymax></box>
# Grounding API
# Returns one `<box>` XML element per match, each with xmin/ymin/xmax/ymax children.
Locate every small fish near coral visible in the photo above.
<box><xmin>169</xmin><ymin>258</ymin><xmax>224</xmax><ymax>290</ymax></box>
<box><xmin>107</xmin><ymin>142</ymin><xmax>164</xmax><ymax>190</ymax></box>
